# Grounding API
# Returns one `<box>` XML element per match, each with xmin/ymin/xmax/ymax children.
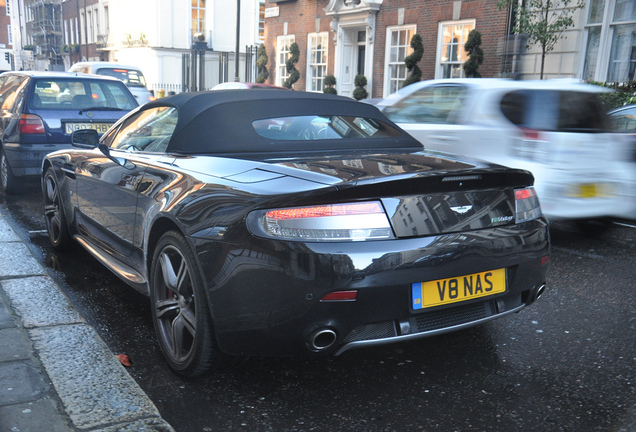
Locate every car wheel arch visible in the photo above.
<box><xmin>145</xmin><ymin>216</ymin><xmax>214</xmax><ymax>312</ymax></box>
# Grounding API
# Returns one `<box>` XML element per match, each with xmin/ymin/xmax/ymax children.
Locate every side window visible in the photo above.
<box><xmin>110</xmin><ymin>107</ymin><xmax>178</xmax><ymax>153</ymax></box>
<box><xmin>609</xmin><ymin>107</ymin><xmax>636</xmax><ymax>131</ymax></box>
<box><xmin>0</xmin><ymin>76</ymin><xmax>9</xmax><ymax>108</ymax></box>
<box><xmin>9</xmin><ymin>78</ymin><xmax>29</xmax><ymax>113</ymax></box>
<box><xmin>0</xmin><ymin>76</ymin><xmax>27</xmax><ymax>111</ymax></box>
<box><xmin>384</xmin><ymin>85</ymin><xmax>467</xmax><ymax>124</ymax></box>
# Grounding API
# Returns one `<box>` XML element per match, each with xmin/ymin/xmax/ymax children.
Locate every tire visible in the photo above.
<box><xmin>0</xmin><ymin>148</ymin><xmax>18</xmax><ymax>195</ymax></box>
<box><xmin>43</xmin><ymin>167</ymin><xmax>72</xmax><ymax>250</ymax></box>
<box><xmin>150</xmin><ymin>230</ymin><xmax>220</xmax><ymax>376</ymax></box>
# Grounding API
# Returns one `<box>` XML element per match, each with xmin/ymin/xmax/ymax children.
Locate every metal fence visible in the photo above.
<box><xmin>148</xmin><ymin>45</ymin><xmax>260</xmax><ymax>97</ymax></box>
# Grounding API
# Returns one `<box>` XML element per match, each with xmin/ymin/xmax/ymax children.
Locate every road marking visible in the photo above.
<box><xmin>613</xmin><ymin>221</ymin><xmax>636</xmax><ymax>229</ymax></box>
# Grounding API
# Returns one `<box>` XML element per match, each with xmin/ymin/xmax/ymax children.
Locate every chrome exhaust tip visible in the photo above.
<box><xmin>528</xmin><ymin>284</ymin><xmax>547</xmax><ymax>304</ymax></box>
<box><xmin>309</xmin><ymin>329</ymin><xmax>337</xmax><ymax>351</ymax></box>
<box><xmin>535</xmin><ymin>284</ymin><xmax>546</xmax><ymax>300</ymax></box>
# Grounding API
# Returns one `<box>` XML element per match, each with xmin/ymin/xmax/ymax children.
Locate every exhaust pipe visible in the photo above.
<box><xmin>528</xmin><ymin>284</ymin><xmax>547</xmax><ymax>304</ymax></box>
<box><xmin>535</xmin><ymin>284</ymin><xmax>546</xmax><ymax>300</ymax></box>
<box><xmin>309</xmin><ymin>329</ymin><xmax>337</xmax><ymax>351</ymax></box>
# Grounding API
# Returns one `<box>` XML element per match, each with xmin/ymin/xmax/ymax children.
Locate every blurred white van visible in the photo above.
<box><xmin>69</xmin><ymin>62</ymin><xmax>155</xmax><ymax>104</ymax></box>
<box><xmin>375</xmin><ymin>78</ymin><xmax>636</xmax><ymax>222</ymax></box>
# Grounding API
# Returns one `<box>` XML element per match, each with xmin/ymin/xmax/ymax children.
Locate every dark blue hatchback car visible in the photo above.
<box><xmin>0</xmin><ymin>71</ymin><xmax>138</xmax><ymax>193</ymax></box>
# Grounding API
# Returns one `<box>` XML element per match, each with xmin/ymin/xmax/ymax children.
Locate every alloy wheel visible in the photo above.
<box><xmin>153</xmin><ymin>244</ymin><xmax>198</xmax><ymax>364</ymax></box>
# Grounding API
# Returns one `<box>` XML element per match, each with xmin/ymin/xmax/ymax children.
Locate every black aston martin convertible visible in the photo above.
<box><xmin>42</xmin><ymin>90</ymin><xmax>550</xmax><ymax>376</ymax></box>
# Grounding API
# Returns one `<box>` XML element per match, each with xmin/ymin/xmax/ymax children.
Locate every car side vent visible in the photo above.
<box><xmin>442</xmin><ymin>175</ymin><xmax>482</xmax><ymax>182</ymax></box>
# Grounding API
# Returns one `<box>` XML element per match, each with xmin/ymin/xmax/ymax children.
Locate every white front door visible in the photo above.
<box><xmin>338</xmin><ymin>29</ymin><xmax>358</xmax><ymax>98</ymax></box>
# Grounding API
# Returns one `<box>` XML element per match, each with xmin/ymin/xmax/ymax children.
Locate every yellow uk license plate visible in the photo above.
<box><xmin>412</xmin><ymin>268</ymin><xmax>506</xmax><ymax>310</ymax></box>
<box><xmin>65</xmin><ymin>122</ymin><xmax>112</xmax><ymax>134</ymax></box>
<box><xmin>577</xmin><ymin>184</ymin><xmax>598</xmax><ymax>198</ymax></box>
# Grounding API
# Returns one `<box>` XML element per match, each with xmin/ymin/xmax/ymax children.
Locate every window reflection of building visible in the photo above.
<box><xmin>391</xmin><ymin>190</ymin><xmax>516</xmax><ymax>237</ymax></box>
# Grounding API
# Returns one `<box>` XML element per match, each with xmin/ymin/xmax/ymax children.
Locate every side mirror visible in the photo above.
<box><xmin>71</xmin><ymin>129</ymin><xmax>99</xmax><ymax>148</ymax></box>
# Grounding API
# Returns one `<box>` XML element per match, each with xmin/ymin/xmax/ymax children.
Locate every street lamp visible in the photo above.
<box><xmin>234</xmin><ymin>0</ymin><xmax>240</xmax><ymax>82</ymax></box>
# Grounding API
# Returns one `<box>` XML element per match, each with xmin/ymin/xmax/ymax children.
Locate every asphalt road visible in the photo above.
<box><xmin>2</xmin><ymin>184</ymin><xmax>635</xmax><ymax>432</ymax></box>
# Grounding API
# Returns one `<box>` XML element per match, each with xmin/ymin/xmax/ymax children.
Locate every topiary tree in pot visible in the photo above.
<box><xmin>323</xmin><ymin>75</ymin><xmax>337</xmax><ymax>94</ymax></box>
<box><xmin>255</xmin><ymin>44</ymin><xmax>269</xmax><ymax>84</ymax></box>
<box><xmin>352</xmin><ymin>74</ymin><xmax>368</xmax><ymax>101</ymax></box>
<box><xmin>403</xmin><ymin>33</ymin><xmax>423</xmax><ymax>88</ymax></box>
<box><xmin>283</xmin><ymin>43</ymin><xmax>300</xmax><ymax>90</ymax></box>
<box><xmin>463</xmin><ymin>30</ymin><xmax>484</xmax><ymax>78</ymax></box>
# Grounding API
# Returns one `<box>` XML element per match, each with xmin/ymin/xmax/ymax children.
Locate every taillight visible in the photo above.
<box><xmin>515</xmin><ymin>187</ymin><xmax>542</xmax><ymax>223</ymax></box>
<box><xmin>511</xmin><ymin>127</ymin><xmax>547</xmax><ymax>161</ymax></box>
<box><xmin>19</xmin><ymin>114</ymin><xmax>45</xmax><ymax>134</ymax></box>
<box><xmin>248</xmin><ymin>201</ymin><xmax>395</xmax><ymax>242</ymax></box>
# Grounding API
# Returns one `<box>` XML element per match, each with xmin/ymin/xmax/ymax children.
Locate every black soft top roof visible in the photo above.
<box><xmin>141</xmin><ymin>89</ymin><xmax>420</xmax><ymax>155</ymax></box>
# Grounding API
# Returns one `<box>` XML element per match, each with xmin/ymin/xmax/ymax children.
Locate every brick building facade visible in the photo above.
<box><xmin>264</xmin><ymin>0</ymin><xmax>510</xmax><ymax>98</ymax></box>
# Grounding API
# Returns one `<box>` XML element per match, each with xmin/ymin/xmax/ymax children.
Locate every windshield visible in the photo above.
<box><xmin>96</xmin><ymin>68</ymin><xmax>148</xmax><ymax>88</ymax></box>
<box><xmin>30</xmin><ymin>78</ymin><xmax>138</xmax><ymax>111</ymax></box>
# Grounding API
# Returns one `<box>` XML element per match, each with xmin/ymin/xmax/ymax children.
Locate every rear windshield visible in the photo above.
<box><xmin>30</xmin><ymin>78</ymin><xmax>138</xmax><ymax>111</ymax></box>
<box><xmin>252</xmin><ymin>115</ymin><xmax>402</xmax><ymax>140</ymax></box>
<box><xmin>500</xmin><ymin>90</ymin><xmax>609</xmax><ymax>131</ymax></box>
<box><xmin>95</xmin><ymin>68</ymin><xmax>147</xmax><ymax>88</ymax></box>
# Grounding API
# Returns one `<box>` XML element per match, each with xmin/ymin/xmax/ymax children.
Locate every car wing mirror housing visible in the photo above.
<box><xmin>71</xmin><ymin>129</ymin><xmax>99</xmax><ymax>149</ymax></box>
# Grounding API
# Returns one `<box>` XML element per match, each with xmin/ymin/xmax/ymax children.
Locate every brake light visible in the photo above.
<box><xmin>249</xmin><ymin>201</ymin><xmax>395</xmax><ymax>242</ymax></box>
<box><xmin>19</xmin><ymin>114</ymin><xmax>45</xmax><ymax>134</ymax></box>
<box><xmin>514</xmin><ymin>187</ymin><xmax>542</xmax><ymax>223</ymax></box>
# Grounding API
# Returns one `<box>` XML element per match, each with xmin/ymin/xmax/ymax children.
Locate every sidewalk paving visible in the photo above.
<box><xmin>0</xmin><ymin>212</ymin><xmax>175</xmax><ymax>432</ymax></box>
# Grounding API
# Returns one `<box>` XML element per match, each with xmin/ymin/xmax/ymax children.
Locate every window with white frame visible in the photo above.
<box><xmin>80</xmin><ymin>11</ymin><xmax>85</xmax><ymax>45</ymax></box>
<box><xmin>583</xmin><ymin>0</ymin><xmax>636</xmax><ymax>82</ymax></box>
<box><xmin>87</xmin><ymin>9</ymin><xmax>93</xmax><ymax>43</ymax></box>
<box><xmin>7</xmin><ymin>25</ymin><xmax>12</xmax><ymax>46</ymax></box>
<box><xmin>436</xmin><ymin>20</ymin><xmax>475</xmax><ymax>79</ymax></box>
<box><xmin>6</xmin><ymin>0</ymin><xmax>10</xmax><ymax>16</ymax></box>
<box><xmin>307</xmin><ymin>32</ymin><xmax>328</xmax><ymax>92</ymax></box>
<box><xmin>258</xmin><ymin>1</ymin><xmax>265</xmax><ymax>43</ymax></box>
<box><xmin>192</xmin><ymin>0</ymin><xmax>206</xmax><ymax>38</ymax></box>
<box><xmin>277</xmin><ymin>35</ymin><xmax>295</xmax><ymax>87</ymax></box>
<box><xmin>384</xmin><ymin>25</ymin><xmax>416</xmax><ymax>96</ymax></box>
<box><xmin>94</xmin><ymin>6</ymin><xmax>100</xmax><ymax>39</ymax></box>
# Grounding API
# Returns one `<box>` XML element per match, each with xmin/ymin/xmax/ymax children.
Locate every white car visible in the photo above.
<box><xmin>69</xmin><ymin>62</ymin><xmax>155</xmax><ymax>104</ymax></box>
<box><xmin>376</xmin><ymin>78</ymin><xmax>636</xmax><ymax>221</ymax></box>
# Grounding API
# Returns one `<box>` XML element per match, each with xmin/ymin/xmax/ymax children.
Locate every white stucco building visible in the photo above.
<box><xmin>8</xmin><ymin>0</ymin><xmax>265</xmax><ymax>91</ymax></box>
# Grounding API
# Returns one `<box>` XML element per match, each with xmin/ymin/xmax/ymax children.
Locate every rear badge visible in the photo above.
<box><xmin>450</xmin><ymin>205</ymin><xmax>473</xmax><ymax>214</ymax></box>
<box><xmin>86</xmin><ymin>111</ymin><xmax>94</xmax><ymax>118</ymax></box>
<box><xmin>492</xmin><ymin>216</ymin><xmax>514</xmax><ymax>223</ymax></box>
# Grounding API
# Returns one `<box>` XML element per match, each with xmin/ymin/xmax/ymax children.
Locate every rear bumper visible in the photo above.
<box><xmin>3</xmin><ymin>142</ymin><xmax>72</xmax><ymax>177</ymax></box>
<box><xmin>531</xmin><ymin>166</ymin><xmax>636</xmax><ymax>220</ymax></box>
<box><xmin>196</xmin><ymin>218</ymin><xmax>550</xmax><ymax>357</ymax></box>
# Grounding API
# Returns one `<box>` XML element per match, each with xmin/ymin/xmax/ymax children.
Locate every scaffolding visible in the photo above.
<box><xmin>24</xmin><ymin>0</ymin><xmax>64</xmax><ymax>69</ymax></box>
